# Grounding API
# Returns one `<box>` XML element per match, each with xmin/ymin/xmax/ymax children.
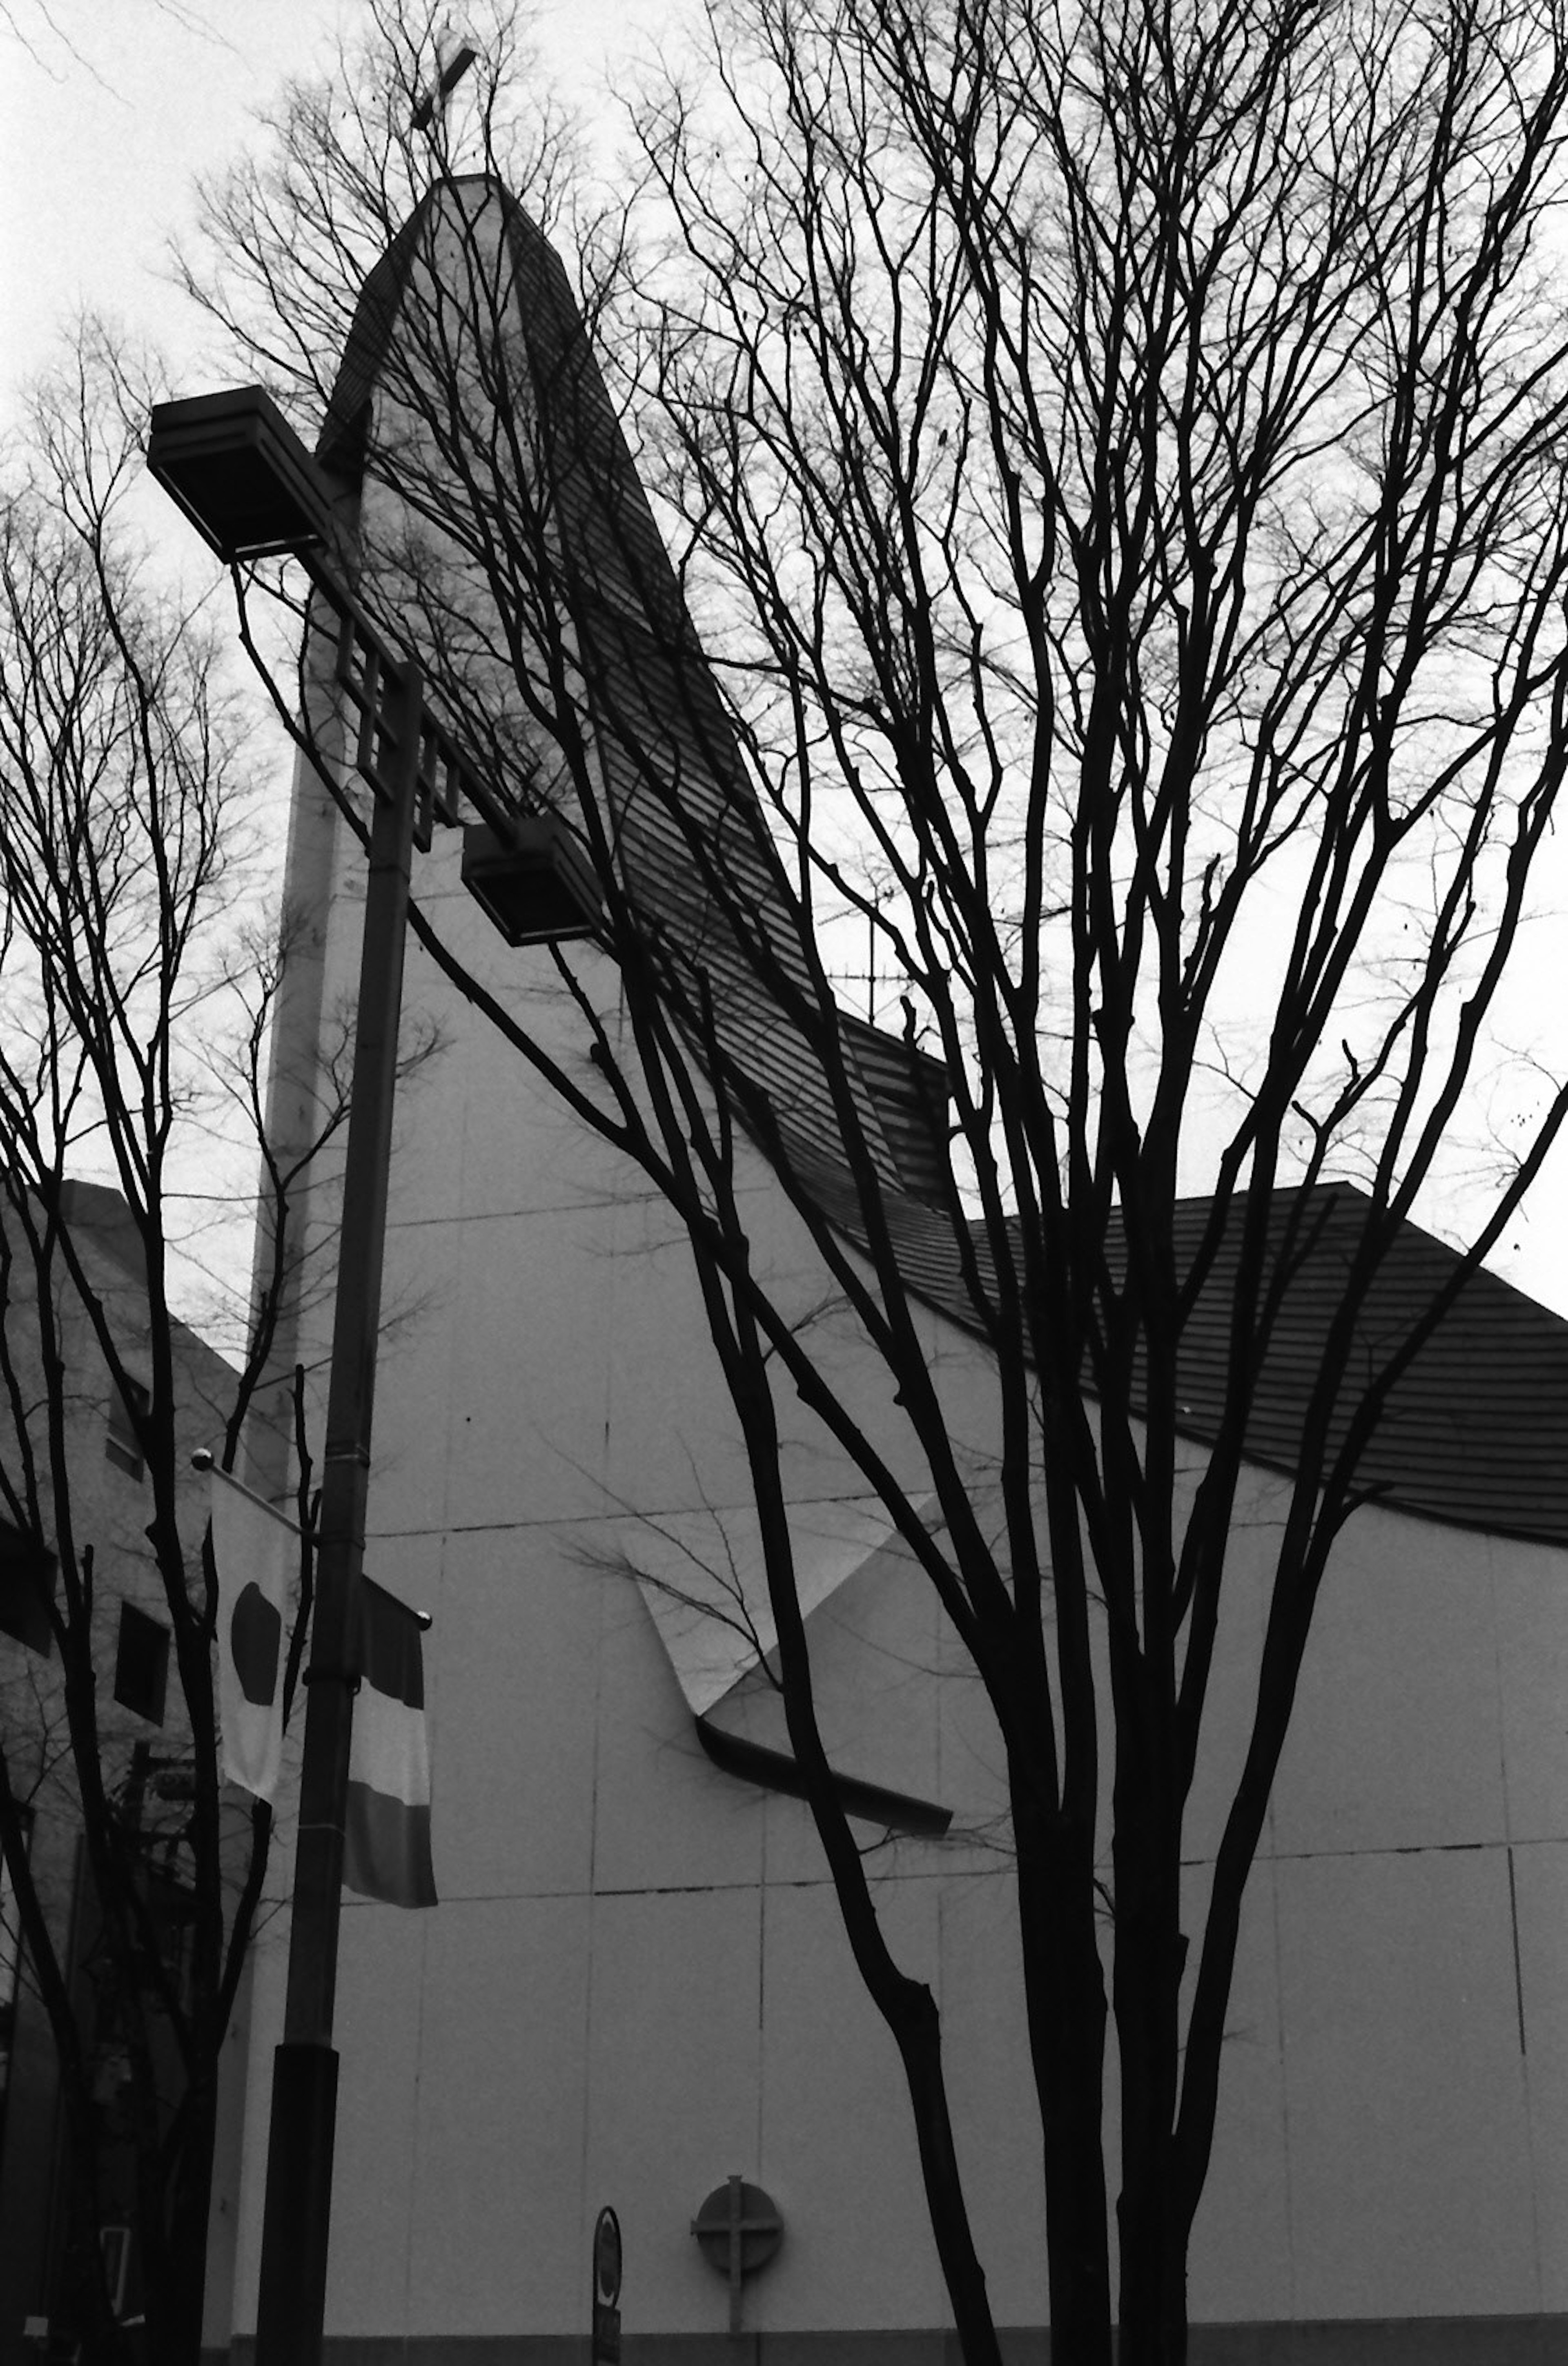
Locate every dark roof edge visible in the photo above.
<box><xmin>814</xmin><ymin>1173</ymin><xmax>1568</xmax><ymax>1550</ymax></box>
<box><xmin>695</xmin><ymin>1713</ymin><xmax>953</xmax><ymax>1836</ymax></box>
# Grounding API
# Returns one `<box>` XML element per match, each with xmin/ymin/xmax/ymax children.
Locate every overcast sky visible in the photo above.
<box><xmin>3</xmin><ymin>4</ymin><xmax>345</xmax><ymax>392</ymax></box>
<box><xmin>4</xmin><ymin>0</ymin><xmax>1568</xmax><ymax>1323</ymax></box>
<box><xmin>0</xmin><ymin>0</ymin><xmax>645</xmax><ymax>396</ymax></box>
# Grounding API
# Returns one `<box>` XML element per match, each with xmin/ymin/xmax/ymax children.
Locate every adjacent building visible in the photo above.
<box><xmin>0</xmin><ymin>1182</ymin><xmax>240</xmax><ymax>2363</ymax></box>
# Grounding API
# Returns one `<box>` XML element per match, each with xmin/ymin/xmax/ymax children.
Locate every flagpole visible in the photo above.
<box><xmin>193</xmin><ymin>1449</ymin><xmax>304</xmax><ymax>1537</ymax></box>
<box><xmin>252</xmin><ymin>654</ymin><xmax>424</xmax><ymax>2366</ymax></box>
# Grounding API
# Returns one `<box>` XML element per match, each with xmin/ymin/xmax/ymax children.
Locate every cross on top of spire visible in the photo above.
<box><xmin>411</xmin><ymin>31</ymin><xmax>479</xmax><ymax>135</ymax></box>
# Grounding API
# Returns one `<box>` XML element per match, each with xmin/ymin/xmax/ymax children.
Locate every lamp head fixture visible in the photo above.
<box><xmin>146</xmin><ymin>386</ymin><xmax>340</xmax><ymax>564</ymax></box>
<box><xmin>148</xmin><ymin>385</ymin><xmax>604</xmax><ymax>954</ymax></box>
<box><xmin>460</xmin><ymin>817</ymin><xmax>603</xmax><ymax>947</ymax></box>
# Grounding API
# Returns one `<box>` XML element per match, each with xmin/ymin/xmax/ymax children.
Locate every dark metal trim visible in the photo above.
<box><xmin>694</xmin><ymin>1716</ymin><xmax>952</xmax><ymax>1838</ymax></box>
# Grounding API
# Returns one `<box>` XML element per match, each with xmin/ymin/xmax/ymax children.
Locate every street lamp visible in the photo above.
<box><xmin>145</xmin><ymin>385</ymin><xmax>339</xmax><ymax>561</ymax></box>
<box><xmin>147</xmin><ymin>387</ymin><xmax>601</xmax><ymax>2366</ymax></box>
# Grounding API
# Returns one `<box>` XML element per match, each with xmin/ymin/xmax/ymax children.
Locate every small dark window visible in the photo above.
<box><xmin>106</xmin><ymin>1379</ymin><xmax>149</xmax><ymax>1480</ymax></box>
<box><xmin>0</xmin><ymin>1519</ymin><xmax>56</xmax><ymax>1656</ymax></box>
<box><xmin>114</xmin><ymin>1603</ymin><xmax>168</xmax><ymax>1726</ymax></box>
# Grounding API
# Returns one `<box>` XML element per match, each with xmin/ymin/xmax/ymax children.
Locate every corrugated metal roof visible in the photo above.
<box><xmin>1147</xmin><ymin>1183</ymin><xmax>1568</xmax><ymax>1546</ymax></box>
<box><xmin>322</xmin><ymin>180</ymin><xmax>1568</xmax><ymax>1554</ymax></box>
<box><xmin>320</xmin><ymin>177</ymin><xmax>948</xmax><ymax>1203</ymax></box>
<box><xmin>804</xmin><ymin>1163</ymin><xmax>1568</xmax><ymax>1548</ymax></box>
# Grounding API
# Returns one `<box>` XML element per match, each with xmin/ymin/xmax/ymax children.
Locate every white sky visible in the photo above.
<box><xmin>3</xmin><ymin>0</ymin><xmax>1568</xmax><ymax>1326</ymax></box>
<box><xmin>0</xmin><ymin>0</ymin><xmax>646</xmax><ymax>389</ymax></box>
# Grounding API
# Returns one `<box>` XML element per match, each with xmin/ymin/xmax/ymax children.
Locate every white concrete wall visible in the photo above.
<box><xmin>1212</xmin><ymin>1498</ymin><xmax>1567</xmax><ymax>2321</ymax></box>
<box><xmin>224</xmin><ymin>756</ymin><xmax>1568</xmax><ymax>2349</ymax></box>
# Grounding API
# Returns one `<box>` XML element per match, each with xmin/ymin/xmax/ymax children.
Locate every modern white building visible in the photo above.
<box><xmin>212</xmin><ymin>179</ymin><xmax>1568</xmax><ymax>2363</ymax></box>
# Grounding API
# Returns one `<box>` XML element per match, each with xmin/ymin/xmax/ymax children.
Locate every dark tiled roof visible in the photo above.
<box><xmin>803</xmin><ymin>1167</ymin><xmax>1568</xmax><ymax>1547</ymax></box>
<box><xmin>325</xmin><ymin>182</ymin><xmax>1568</xmax><ymax>1554</ymax></box>
<box><xmin>1111</xmin><ymin>1183</ymin><xmax>1568</xmax><ymax>1547</ymax></box>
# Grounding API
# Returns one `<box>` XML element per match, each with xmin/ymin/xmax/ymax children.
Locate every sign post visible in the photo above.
<box><xmin>592</xmin><ymin>2208</ymin><xmax>621</xmax><ymax>2366</ymax></box>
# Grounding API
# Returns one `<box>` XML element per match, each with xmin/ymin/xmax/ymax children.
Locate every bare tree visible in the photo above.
<box><xmin>185</xmin><ymin>0</ymin><xmax>1568</xmax><ymax>2357</ymax></box>
<box><xmin>0</xmin><ymin>329</ymin><xmax>338</xmax><ymax>2365</ymax></box>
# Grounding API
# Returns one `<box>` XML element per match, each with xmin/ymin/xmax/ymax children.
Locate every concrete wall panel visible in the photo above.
<box><xmin>1277</xmin><ymin>1847</ymin><xmax>1537</xmax><ymax>2317</ymax></box>
<box><xmin>1271</xmin><ymin>1511</ymin><xmax>1507</xmax><ymax>1858</ymax></box>
<box><xmin>1494</xmin><ymin>1553</ymin><xmax>1568</xmax><ymax>1845</ymax></box>
<box><xmin>325</xmin><ymin>1907</ymin><xmax>428</xmax><ymax>2335</ymax></box>
<box><xmin>584</xmin><ymin>1886</ymin><xmax>765</xmax><ymax>2334</ymax></box>
<box><xmin>427</xmin><ymin>1523</ymin><xmax>602</xmax><ymax>1900</ymax></box>
<box><xmin>755</xmin><ymin>1878</ymin><xmax>947</xmax><ymax>2333</ymax></box>
<box><xmin>443</xmin><ymin>1204</ymin><xmax>618</xmax><ymax>1526</ymax></box>
<box><xmin>1513</xmin><ymin>1840</ymin><xmax>1568</xmax><ymax>2308</ymax></box>
<box><xmin>408</xmin><ymin>1894</ymin><xmax>592</xmax><ymax>2336</ymax></box>
<box><xmin>590</xmin><ymin>1567</ymin><xmax>768</xmax><ymax>1895</ymax></box>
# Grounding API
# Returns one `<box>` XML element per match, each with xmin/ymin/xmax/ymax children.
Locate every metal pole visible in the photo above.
<box><xmin>253</xmin><ymin>658</ymin><xmax>424</xmax><ymax>2366</ymax></box>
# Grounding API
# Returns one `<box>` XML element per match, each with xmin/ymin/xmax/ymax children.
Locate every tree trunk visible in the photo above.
<box><xmin>892</xmin><ymin>1985</ymin><xmax>1007</xmax><ymax>2366</ymax></box>
<box><xmin>1116</xmin><ymin>2087</ymin><xmax>1190</xmax><ymax>2366</ymax></box>
<box><xmin>138</xmin><ymin>2051</ymin><xmax>219</xmax><ymax>2365</ymax></box>
<box><xmin>57</xmin><ymin>2114</ymin><xmax>127</xmax><ymax>2366</ymax></box>
<box><xmin>1015</xmin><ymin>1805</ymin><xmax>1114</xmax><ymax>2366</ymax></box>
<box><xmin>1114</xmin><ymin>1801</ymin><xmax>1191</xmax><ymax>2365</ymax></box>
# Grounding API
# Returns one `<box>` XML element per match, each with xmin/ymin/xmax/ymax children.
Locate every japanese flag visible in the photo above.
<box><xmin>209</xmin><ymin>1467</ymin><xmax>292</xmax><ymax>1800</ymax></box>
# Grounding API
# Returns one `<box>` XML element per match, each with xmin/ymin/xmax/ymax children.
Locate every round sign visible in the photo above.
<box><xmin>593</xmin><ymin>2207</ymin><xmax>622</xmax><ymax>2306</ymax></box>
<box><xmin>691</xmin><ymin>2181</ymin><xmax>783</xmax><ymax>2280</ymax></box>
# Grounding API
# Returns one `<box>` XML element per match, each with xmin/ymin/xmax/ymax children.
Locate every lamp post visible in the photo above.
<box><xmin>147</xmin><ymin>385</ymin><xmax>600</xmax><ymax>2366</ymax></box>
